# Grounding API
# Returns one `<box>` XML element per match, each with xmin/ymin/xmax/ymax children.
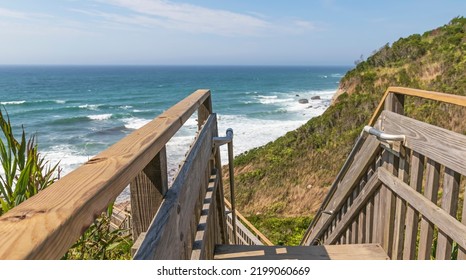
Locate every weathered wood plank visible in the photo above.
<box><xmin>436</xmin><ymin>167</ymin><xmax>460</xmax><ymax>260</ymax></box>
<box><xmin>378</xmin><ymin>168</ymin><xmax>466</xmax><ymax>250</ymax></box>
<box><xmin>134</xmin><ymin>114</ymin><xmax>216</xmax><ymax>259</ymax></box>
<box><xmin>325</xmin><ymin>174</ymin><xmax>382</xmax><ymax>244</ymax></box>
<box><xmin>214</xmin><ymin>244</ymin><xmax>389</xmax><ymax>260</ymax></box>
<box><xmin>418</xmin><ymin>159</ymin><xmax>440</xmax><ymax>260</ymax></box>
<box><xmin>307</xmin><ymin>135</ymin><xmax>381</xmax><ymax>244</ymax></box>
<box><xmin>381</xmin><ymin>110</ymin><xmax>466</xmax><ymax>175</ymax></box>
<box><xmin>0</xmin><ymin>89</ymin><xmax>211</xmax><ymax>260</ymax></box>
<box><xmin>392</xmin><ymin>153</ymin><xmax>409</xmax><ymax>260</ymax></box>
<box><xmin>357</xmin><ymin>179</ymin><xmax>367</xmax><ymax>244</ymax></box>
<box><xmin>403</xmin><ymin>151</ymin><xmax>424</xmax><ymax>260</ymax></box>
<box><xmin>351</xmin><ymin>187</ymin><xmax>359</xmax><ymax>244</ymax></box>
<box><xmin>381</xmin><ymin>152</ymin><xmax>397</xmax><ymax>258</ymax></box>
<box><xmin>372</xmin><ymin>188</ymin><xmax>381</xmax><ymax>244</ymax></box>
<box><xmin>130</xmin><ymin>146</ymin><xmax>168</xmax><ymax>242</ymax></box>
<box><xmin>365</xmin><ymin>196</ymin><xmax>374</xmax><ymax>243</ymax></box>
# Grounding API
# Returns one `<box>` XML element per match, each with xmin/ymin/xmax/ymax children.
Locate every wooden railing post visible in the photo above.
<box><xmin>384</xmin><ymin>92</ymin><xmax>405</xmax><ymax>115</ymax></box>
<box><xmin>130</xmin><ymin>146</ymin><xmax>168</xmax><ymax>242</ymax></box>
<box><xmin>198</xmin><ymin>92</ymin><xmax>212</xmax><ymax>129</ymax></box>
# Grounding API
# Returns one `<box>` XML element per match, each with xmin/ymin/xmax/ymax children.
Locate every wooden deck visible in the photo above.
<box><xmin>214</xmin><ymin>244</ymin><xmax>389</xmax><ymax>260</ymax></box>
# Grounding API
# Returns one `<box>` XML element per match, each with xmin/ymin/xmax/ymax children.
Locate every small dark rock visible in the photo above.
<box><xmin>311</xmin><ymin>96</ymin><xmax>321</xmax><ymax>100</ymax></box>
<box><xmin>298</xmin><ymin>98</ymin><xmax>309</xmax><ymax>104</ymax></box>
<box><xmin>295</xmin><ymin>94</ymin><xmax>300</xmax><ymax>97</ymax></box>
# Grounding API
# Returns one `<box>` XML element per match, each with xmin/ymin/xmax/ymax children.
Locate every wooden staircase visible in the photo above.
<box><xmin>1</xmin><ymin>87</ymin><xmax>466</xmax><ymax>260</ymax></box>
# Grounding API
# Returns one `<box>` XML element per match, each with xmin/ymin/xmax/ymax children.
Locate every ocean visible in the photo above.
<box><xmin>0</xmin><ymin>65</ymin><xmax>349</xmax><ymax>201</ymax></box>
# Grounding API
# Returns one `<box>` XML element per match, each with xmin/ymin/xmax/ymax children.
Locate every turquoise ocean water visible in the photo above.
<box><xmin>0</xmin><ymin>65</ymin><xmax>348</xmax><ymax>200</ymax></box>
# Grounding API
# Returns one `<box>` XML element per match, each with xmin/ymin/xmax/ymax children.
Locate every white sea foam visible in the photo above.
<box><xmin>88</xmin><ymin>114</ymin><xmax>112</xmax><ymax>121</ymax></box>
<box><xmin>119</xmin><ymin>105</ymin><xmax>133</xmax><ymax>110</ymax></box>
<box><xmin>1</xmin><ymin>100</ymin><xmax>26</xmax><ymax>105</ymax></box>
<box><xmin>79</xmin><ymin>104</ymin><xmax>100</xmax><ymax>110</ymax></box>
<box><xmin>43</xmin><ymin>145</ymin><xmax>90</xmax><ymax>176</ymax></box>
<box><xmin>258</xmin><ymin>97</ymin><xmax>294</xmax><ymax>104</ymax></box>
<box><xmin>55</xmin><ymin>100</ymin><xmax>66</xmax><ymax>104</ymax></box>
<box><xmin>215</xmin><ymin>115</ymin><xmax>305</xmax><ymax>164</ymax></box>
<box><xmin>123</xmin><ymin>117</ymin><xmax>150</xmax><ymax>130</ymax></box>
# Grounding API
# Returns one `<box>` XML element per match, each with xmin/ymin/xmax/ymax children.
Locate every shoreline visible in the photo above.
<box><xmin>113</xmin><ymin>89</ymin><xmax>338</xmax><ymax>207</ymax></box>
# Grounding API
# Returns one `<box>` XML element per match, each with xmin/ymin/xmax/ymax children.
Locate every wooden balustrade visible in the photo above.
<box><xmin>2</xmin><ymin>85</ymin><xmax>465</xmax><ymax>260</ymax></box>
<box><xmin>0</xmin><ymin>89</ymin><xmax>229</xmax><ymax>260</ymax></box>
<box><xmin>304</xmin><ymin>87</ymin><xmax>466</xmax><ymax>260</ymax></box>
<box><xmin>133</xmin><ymin>113</ymin><xmax>228</xmax><ymax>259</ymax></box>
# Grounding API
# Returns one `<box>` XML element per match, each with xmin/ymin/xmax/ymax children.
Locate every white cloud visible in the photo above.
<box><xmin>0</xmin><ymin>7</ymin><xmax>29</xmax><ymax>19</ymax></box>
<box><xmin>95</xmin><ymin>0</ymin><xmax>271</xmax><ymax>36</ymax></box>
<box><xmin>293</xmin><ymin>20</ymin><xmax>316</xmax><ymax>30</ymax></box>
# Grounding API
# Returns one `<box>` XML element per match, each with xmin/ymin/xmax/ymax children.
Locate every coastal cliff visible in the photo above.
<box><xmin>228</xmin><ymin>17</ymin><xmax>466</xmax><ymax>242</ymax></box>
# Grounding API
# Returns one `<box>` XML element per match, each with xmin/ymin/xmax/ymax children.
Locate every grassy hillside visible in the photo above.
<box><xmin>227</xmin><ymin>17</ymin><xmax>466</xmax><ymax>243</ymax></box>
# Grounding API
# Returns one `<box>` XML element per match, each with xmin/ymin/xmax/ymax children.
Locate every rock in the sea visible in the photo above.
<box><xmin>298</xmin><ymin>98</ymin><xmax>309</xmax><ymax>104</ymax></box>
<box><xmin>310</xmin><ymin>95</ymin><xmax>321</xmax><ymax>100</ymax></box>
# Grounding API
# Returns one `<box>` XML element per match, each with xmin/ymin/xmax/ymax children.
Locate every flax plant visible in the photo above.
<box><xmin>0</xmin><ymin>109</ymin><xmax>59</xmax><ymax>215</ymax></box>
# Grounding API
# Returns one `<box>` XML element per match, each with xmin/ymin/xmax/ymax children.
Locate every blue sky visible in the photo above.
<box><xmin>0</xmin><ymin>0</ymin><xmax>464</xmax><ymax>65</ymax></box>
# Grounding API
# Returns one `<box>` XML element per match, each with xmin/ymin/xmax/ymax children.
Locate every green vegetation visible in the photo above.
<box><xmin>63</xmin><ymin>204</ymin><xmax>132</xmax><ymax>260</ymax></box>
<box><xmin>231</xmin><ymin>17</ymin><xmax>466</xmax><ymax>244</ymax></box>
<box><xmin>247</xmin><ymin>215</ymin><xmax>313</xmax><ymax>246</ymax></box>
<box><xmin>0</xmin><ymin>110</ymin><xmax>59</xmax><ymax>215</ymax></box>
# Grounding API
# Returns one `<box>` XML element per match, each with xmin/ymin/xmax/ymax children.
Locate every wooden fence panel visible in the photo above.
<box><xmin>130</xmin><ymin>146</ymin><xmax>168</xmax><ymax>242</ymax></box>
<box><xmin>378</xmin><ymin>168</ymin><xmax>466</xmax><ymax>251</ymax></box>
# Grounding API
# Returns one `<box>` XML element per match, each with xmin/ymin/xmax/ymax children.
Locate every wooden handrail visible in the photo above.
<box><xmin>369</xmin><ymin>86</ymin><xmax>466</xmax><ymax>125</ymax></box>
<box><xmin>224</xmin><ymin>199</ymin><xmax>274</xmax><ymax>246</ymax></box>
<box><xmin>0</xmin><ymin>89</ymin><xmax>211</xmax><ymax>259</ymax></box>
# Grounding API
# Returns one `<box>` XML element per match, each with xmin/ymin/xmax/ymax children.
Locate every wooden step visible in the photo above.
<box><xmin>214</xmin><ymin>244</ymin><xmax>389</xmax><ymax>260</ymax></box>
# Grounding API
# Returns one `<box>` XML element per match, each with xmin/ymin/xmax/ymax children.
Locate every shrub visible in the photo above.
<box><xmin>0</xmin><ymin>109</ymin><xmax>59</xmax><ymax>215</ymax></box>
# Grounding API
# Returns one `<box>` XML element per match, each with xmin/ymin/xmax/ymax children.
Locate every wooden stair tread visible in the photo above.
<box><xmin>214</xmin><ymin>244</ymin><xmax>389</xmax><ymax>260</ymax></box>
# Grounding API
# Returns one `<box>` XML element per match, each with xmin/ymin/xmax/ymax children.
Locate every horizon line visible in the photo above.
<box><xmin>0</xmin><ymin>64</ymin><xmax>353</xmax><ymax>68</ymax></box>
